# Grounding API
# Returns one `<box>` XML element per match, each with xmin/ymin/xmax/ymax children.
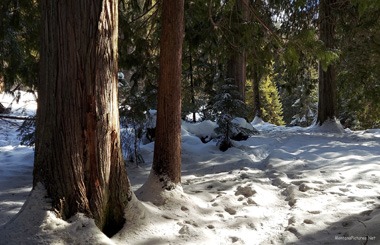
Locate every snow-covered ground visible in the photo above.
<box><xmin>0</xmin><ymin>91</ymin><xmax>379</xmax><ymax>244</ymax></box>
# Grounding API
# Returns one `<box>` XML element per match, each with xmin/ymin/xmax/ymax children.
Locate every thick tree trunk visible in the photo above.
<box><xmin>152</xmin><ymin>0</ymin><xmax>184</xmax><ymax>188</ymax></box>
<box><xmin>317</xmin><ymin>0</ymin><xmax>337</xmax><ymax>125</ymax></box>
<box><xmin>226</xmin><ymin>0</ymin><xmax>249</xmax><ymax>101</ymax></box>
<box><xmin>34</xmin><ymin>0</ymin><xmax>132</xmax><ymax>237</ymax></box>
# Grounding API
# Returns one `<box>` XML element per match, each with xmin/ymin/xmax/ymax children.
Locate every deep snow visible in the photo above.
<box><xmin>0</xmin><ymin>91</ymin><xmax>379</xmax><ymax>244</ymax></box>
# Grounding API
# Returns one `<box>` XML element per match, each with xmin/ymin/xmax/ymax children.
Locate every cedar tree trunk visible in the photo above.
<box><xmin>317</xmin><ymin>0</ymin><xmax>337</xmax><ymax>125</ymax></box>
<box><xmin>34</xmin><ymin>0</ymin><xmax>132</xmax><ymax>237</ymax></box>
<box><xmin>152</xmin><ymin>0</ymin><xmax>184</xmax><ymax>189</ymax></box>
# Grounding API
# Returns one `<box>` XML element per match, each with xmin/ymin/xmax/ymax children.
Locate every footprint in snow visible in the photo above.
<box><xmin>303</xmin><ymin>219</ymin><xmax>314</xmax><ymax>224</ymax></box>
<box><xmin>235</xmin><ymin>186</ymin><xmax>256</xmax><ymax>198</ymax></box>
<box><xmin>184</xmin><ymin>220</ymin><xmax>199</xmax><ymax>227</ymax></box>
<box><xmin>356</xmin><ymin>183</ymin><xmax>373</xmax><ymax>189</ymax></box>
<box><xmin>224</xmin><ymin>207</ymin><xmax>237</xmax><ymax>215</ymax></box>
<box><xmin>288</xmin><ymin>216</ymin><xmax>296</xmax><ymax>225</ymax></box>
<box><xmin>298</xmin><ymin>183</ymin><xmax>313</xmax><ymax>192</ymax></box>
<box><xmin>178</xmin><ymin>225</ymin><xmax>196</xmax><ymax>235</ymax></box>
<box><xmin>229</xmin><ymin>236</ymin><xmax>241</xmax><ymax>243</ymax></box>
<box><xmin>326</xmin><ymin>179</ymin><xmax>342</xmax><ymax>184</ymax></box>
<box><xmin>286</xmin><ymin>226</ymin><xmax>302</xmax><ymax>239</ymax></box>
<box><xmin>181</xmin><ymin>206</ymin><xmax>189</xmax><ymax>212</ymax></box>
<box><xmin>339</xmin><ymin>187</ymin><xmax>350</xmax><ymax>192</ymax></box>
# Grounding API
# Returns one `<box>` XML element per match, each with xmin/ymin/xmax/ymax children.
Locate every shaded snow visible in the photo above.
<box><xmin>1</xmin><ymin>91</ymin><xmax>380</xmax><ymax>244</ymax></box>
<box><xmin>251</xmin><ymin>116</ymin><xmax>265</xmax><ymax>125</ymax></box>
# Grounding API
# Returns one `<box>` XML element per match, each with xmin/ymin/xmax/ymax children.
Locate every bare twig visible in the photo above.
<box><xmin>127</xmin><ymin>0</ymin><xmax>160</xmax><ymax>25</ymax></box>
<box><xmin>0</xmin><ymin>114</ymin><xmax>35</xmax><ymax>120</ymax></box>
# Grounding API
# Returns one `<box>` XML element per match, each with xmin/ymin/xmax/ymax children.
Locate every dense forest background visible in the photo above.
<box><xmin>1</xmin><ymin>0</ymin><xmax>380</xmax><ymax>129</ymax></box>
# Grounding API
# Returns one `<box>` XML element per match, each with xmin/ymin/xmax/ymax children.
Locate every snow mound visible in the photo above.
<box><xmin>121</xmin><ymin>174</ymin><xmax>218</xmax><ymax>245</ymax></box>
<box><xmin>182</xmin><ymin>120</ymin><xmax>217</xmax><ymax>140</ymax></box>
<box><xmin>231</xmin><ymin>117</ymin><xmax>255</xmax><ymax>131</ymax></box>
<box><xmin>364</xmin><ymin>129</ymin><xmax>380</xmax><ymax>138</ymax></box>
<box><xmin>0</xmin><ymin>183</ymin><xmax>114</xmax><ymax>245</ymax></box>
<box><xmin>136</xmin><ymin>172</ymin><xmax>184</xmax><ymax>206</ymax></box>
<box><xmin>308</xmin><ymin>119</ymin><xmax>345</xmax><ymax>134</ymax></box>
<box><xmin>251</xmin><ymin>116</ymin><xmax>265</xmax><ymax>125</ymax></box>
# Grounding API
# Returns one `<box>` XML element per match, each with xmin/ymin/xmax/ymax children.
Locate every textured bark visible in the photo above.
<box><xmin>152</xmin><ymin>0</ymin><xmax>184</xmax><ymax>188</ymax></box>
<box><xmin>227</xmin><ymin>0</ymin><xmax>249</xmax><ymax>101</ymax></box>
<box><xmin>227</xmin><ymin>52</ymin><xmax>247</xmax><ymax>101</ymax></box>
<box><xmin>34</xmin><ymin>0</ymin><xmax>132</xmax><ymax>237</ymax></box>
<box><xmin>317</xmin><ymin>0</ymin><xmax>337</xmax><ymax>125</ymax></box>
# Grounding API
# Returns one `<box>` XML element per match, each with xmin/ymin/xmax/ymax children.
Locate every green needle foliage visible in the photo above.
<box><xmin>0</xmin><ymin>0</ymin><xmax>39</xmax><ymax>90</ymax></box>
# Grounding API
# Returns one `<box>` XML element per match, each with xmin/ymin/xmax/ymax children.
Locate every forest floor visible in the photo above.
<box><xmin>0</xmin><ymin>91</ymin><xmax>380</xmax><ymax>244</ymax></box>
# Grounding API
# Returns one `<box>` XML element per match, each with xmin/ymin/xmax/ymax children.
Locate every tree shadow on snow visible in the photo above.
<box><xmin>290</xmin><ymin>206</ymin><xmax>380</xmax><ymax>245</ymax></box>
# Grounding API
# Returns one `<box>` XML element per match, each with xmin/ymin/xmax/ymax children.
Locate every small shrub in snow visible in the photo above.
<box><xmin>119</xmin><ymin>94</ymin><xmax>146</xmax><ymax>165</ymax></box>
<box><xmin>212</xmin><ymin>80</ymin><xmax>257</xmax><ymax>151</ymax></box>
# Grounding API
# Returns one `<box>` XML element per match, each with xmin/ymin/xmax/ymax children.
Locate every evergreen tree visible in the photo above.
<box><xmin>213</xmin><ymin>79</ymin><xmax>255</xmax><ymax>151</ymax></box>
<box><xmin>119</xmin><ymin>93</ymin><xmax>146</xmax><ymax>165</ymax></box>
<box><xmin>336</xmin><ymin>1</ymin><xmax>380</xmax><ymax>128</ymax></box>
<box><xmin>181</xmin><ymin>0</ymin><xmax>230</xmax><ymax>122</ymax></box>
<box><xmin>0</xmin><ymin>0</ymin><xmax>39</xmax><ymax>90</ymax></box>
<box><xmin>259</xmin><ymin>75</ymin><xmax>285</xmax><ymax>125</ymax></box>
<box><xmin>279</xmin><ymin>59</ymin><xmax>319</xmax><ymax>126</ymax></box>
<box><xmin>118</xmin><ymin>0</ymin><xmax>160</xmax><ymax>111</ymax></box>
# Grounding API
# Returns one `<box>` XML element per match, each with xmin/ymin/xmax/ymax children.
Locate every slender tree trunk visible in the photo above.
<box><xmin>226</xmin><ymin>0</ymin><xmax>249</xmax><ymax>101</ymax></box>
<box><xmin>0</xmin><ymin>75</ymin><xmax>4</xmax><ymax>93</ymax></box>
<box><xmin>317</xmin><ymin>0</ymin><xmax>337</xmax><ymax>125</ymax></box>
<box><xmin>152</xmin><ymin>0</ymin><xmax>184</xmax><ymax>189</ymax></box>
<box><xmin>34</xmin><ymin>0</ymin><xmax>132</xmax><ymax>237</ymax></box>
<box><xmin>252</xmin><ymin>64</ymin><xmax>262</xmax><ymax>118</ymax></box>
<box><xmin>189</xmin><ymin>50</ymin><xmax>196</xmax><ymax>123</ymax></box>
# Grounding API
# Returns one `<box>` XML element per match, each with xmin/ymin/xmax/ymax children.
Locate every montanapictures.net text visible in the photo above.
<box><xmin>335</xmin><ymin>235</ymin><xmax>376</xmax><ymax>241</ymax></box>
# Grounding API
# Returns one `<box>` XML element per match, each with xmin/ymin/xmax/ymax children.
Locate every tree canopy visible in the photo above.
<box><xmin>1</xmin><ymin>0</ymin><xmax>379</xmax><ymax>127</ymax></box>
